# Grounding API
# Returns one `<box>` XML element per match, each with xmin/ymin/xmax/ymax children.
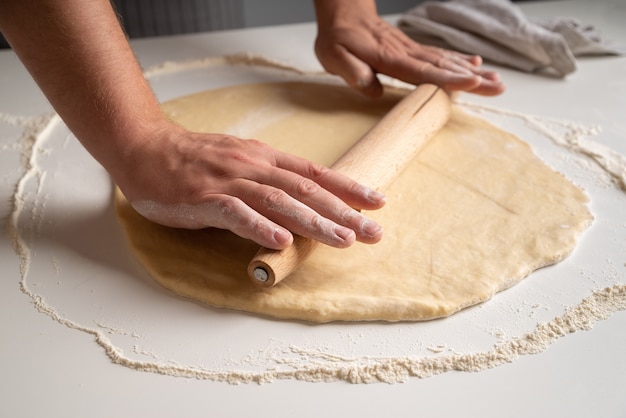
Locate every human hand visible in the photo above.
<box><xmin>1</xmin><ymin>0</ymin><xmax>387</xmax><ymax>251</ymax></box>
<box><xmin>313</xmin><ymin>1</ymin><xmax>505</xmax><ymax>98</ymax></box>
<box><xmin>116</xmin><ymin>123</ymin><xmax>386</xmax><ymax>251</ymax></box>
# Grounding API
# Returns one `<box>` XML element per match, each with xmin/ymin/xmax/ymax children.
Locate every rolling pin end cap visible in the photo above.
<box><xmin>253</xmin><ymin>267</ymin><xmax>269</xmax><ymax>283</ymax></box>
<box><xmin>248</xmin><ymin>261</ymin><xmax>277</xmax><ymax>288</ymax></box>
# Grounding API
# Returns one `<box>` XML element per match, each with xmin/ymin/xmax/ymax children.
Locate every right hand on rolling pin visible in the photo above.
<box><xmin>115</xmin><ymin>122</ymin><xmax>386</xmax><ymax>250</ymax></box>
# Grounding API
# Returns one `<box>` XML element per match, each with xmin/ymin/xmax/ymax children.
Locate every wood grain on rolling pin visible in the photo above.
<box><xmin>248</xmin><ymin>83</ymin><xmax>452</xmax><ymax>287</ymax></box>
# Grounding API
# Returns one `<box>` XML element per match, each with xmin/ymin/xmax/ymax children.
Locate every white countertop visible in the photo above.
<box><xmin>1</xmin><ymin>1</ymin><xmax>625</xmax><ymax>417</ymax></box>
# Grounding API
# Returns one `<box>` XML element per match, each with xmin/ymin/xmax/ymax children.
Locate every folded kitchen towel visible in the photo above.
<box><xmin>398</xmin><ymin>0</ymin><xmax>625</xmax><ymax>76</ymax></box>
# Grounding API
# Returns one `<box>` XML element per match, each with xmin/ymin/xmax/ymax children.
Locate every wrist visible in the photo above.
<box><xmin>104</xmin><ymin>114</ymin><xmax>181</xmax><ymax>189</ymax></box>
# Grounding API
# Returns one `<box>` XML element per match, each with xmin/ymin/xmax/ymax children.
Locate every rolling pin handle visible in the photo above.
<box><xmin>248</xmin><ymin>259</ymin><xmax>278</xmax><ymax>288</ymax></box>
<box><xmin>248</xmin><ymin>235</ymin><xmax>319</xmax><ymax>287</ymax></box>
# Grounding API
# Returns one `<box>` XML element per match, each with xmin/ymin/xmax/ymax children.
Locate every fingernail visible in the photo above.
<box><xmin>367</xmin><ymin>189</ymin><xmax>386</xmax><ymax>204</ymax></box>
<box><xmin>362</xmin><ymin>220</ymin><xmax>382</xmax><ymax>238</ymax></box>
<box><xmin>334</xmin><ymin>226</ymin><xmax>355</xmax><ymax>243</ymax></box>
<box><xmin>273</xmin><ymin>228</ymin><xmax>292</xmax><ymax>246</ymax></box>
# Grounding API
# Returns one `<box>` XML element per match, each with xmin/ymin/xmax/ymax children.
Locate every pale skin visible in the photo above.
<box><xmin>0</xmin><ymin>0</ymin><xmax>504</xmax><ymax>251</ymax></box>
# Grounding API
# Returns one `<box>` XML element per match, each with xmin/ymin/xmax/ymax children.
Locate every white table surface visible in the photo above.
<box><xmin>1</xmin><ymin>1</ymin><xmax>625</xmax><ymax>417</ymax></box>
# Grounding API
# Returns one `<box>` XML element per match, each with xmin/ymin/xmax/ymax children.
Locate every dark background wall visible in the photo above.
<box><xmin>0</xmin><ymin>0</ymin><xmax>421</xmax><ymax>48</ymax></box>
<box><xmin>1</xmin><ymin>1</ymin><xmax>539</xmax><ymax>48</ymax></box>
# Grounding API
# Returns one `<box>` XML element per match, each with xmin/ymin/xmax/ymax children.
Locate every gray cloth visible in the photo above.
<box><xmin>398</xmin><ymin>0</ymin><xmax>625</xmax><ymax>76</ymax></box>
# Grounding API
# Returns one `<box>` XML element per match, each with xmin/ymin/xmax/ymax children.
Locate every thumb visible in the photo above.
<box><xmin>315</xmin><ymin>42</ymin><xmax>383</xmax><ymax>98</ymax></box>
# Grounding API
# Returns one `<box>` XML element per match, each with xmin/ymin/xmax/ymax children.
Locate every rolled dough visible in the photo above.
<box><xmin>115</xmin><ymin>81</ymin><xmax>592</xmax><ymax>322</ymax></box>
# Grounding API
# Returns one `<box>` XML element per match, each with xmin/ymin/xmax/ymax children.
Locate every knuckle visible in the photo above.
<box><xmin>294</xmin><ymin>177</ymin><xmax>321</xmax><ymax>198</ymax></box>
<box><xmin>434</xmin><ymin>56</ymin><xmax>449</xmax><ymax>69</ymax></box>
<box><xmin>305</xmin><ymin>161</ymin><xmax>329</xmax><ymax>181</ymax></box>
<box><xmin>221</xmin><ymin>136</ymin><xmax>266</xmax><ymax>163</ymax></box>
<box><xmin>339</xmin><ymin>206</ymin><xmax>359</xmax><ymax>224</ymax></box>
<box><xmin>248</xmin><ymin>217</ymin><xmax>267</xmax><ymax>233</ymax></box>
<box><xmin>309</xmin><ymin>214</ymin><xmax>328</xmax><ymax>235</ymax></box>
<box><xmin>345</xmin><ymin>179</ymin><xmax>365</xmax><ymax>197</ymax></box>
<box><xmin>226</xmin><ymin>148</ymin><xmax>254</xmax><ymax>165</ymax></box>
<box><xmin>230</xmin><ymin>152</ymin><xmax>251</xmax><ymax>164</ymax></box>
<box><xmin>261</xmin><ymin>188</ymin><xmax>288</xmax><ymax>210</ymax></box>
<box><xmin>246</xmin><ymin>138</ymin><xmax>268</xmax><ymax>150</ymax></box>
<box><xmin>214</xmin><ymin>196</ymin><xmax>242</xmax><ymax>218</ymax></box>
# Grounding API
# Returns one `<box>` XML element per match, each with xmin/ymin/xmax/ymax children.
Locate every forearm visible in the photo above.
<box><xmin>0</xmin><ymin>0</ymin><xmax>166</xmax><ymax>180</ymax></box>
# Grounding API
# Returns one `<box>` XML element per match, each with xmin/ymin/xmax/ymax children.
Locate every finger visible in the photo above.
<box><xmin>420</xmin><ymin>44</ymin><xmax>483</xmax><ymax>67</ymax></box>
<box><xmin>384</xmin><ymin>32</ymin><xmax>504</xmax><ymax>95</ymax></box>
<box><xmin>250</xmin><ymin>167</ymin><xmax>384</xmax><ymax>244</ymax></box>
<box><xmin>439</xmin><ymin>56</ymin><xmax>506</xmax><ymax>95</ymax></box>
<box><xmin>380</xmin><ymin>51</ymin><xmax>506</xmax><ymax>96</ymax></box>
<box><xmin>381</xmin><ymin>30</ymin><xmax>480</xmax><ymax>78</ymax></box>
<box><xmin>471</xmin><ymin>66</ymin><xmax>500</xmax><ymax>81</ymax></box>
<box><xmin>272</xmin><ymin>151</ymin><xmax>386</xmax><ymax>211</ymax></box>
<box><xmin>467</xmin><ymin>78</ymin><xmax>506</xmax><ymax>96</ymax></box>
<box><xmin>408</xmin><ymin>47</ymin><xmax>506</xmax><ymax>96</ymax></box>
<box><xmin>398</xmin><ymin>58</ymin><xmax>483</xmax><ymax>91</ymax></box>
<box><xmin>132</xmin><ymin>195</ymin><xmax>294</xmax><ymax>250</ymax></box>
<box><xmin>229</xmin><ymin>180</ymin><xmax>361</xmax><ymax>248</ymax></box>
<box><xmin>316</xmin><ymin>41</ymin><xmax>384</xmax><ymax>98</ymax></box>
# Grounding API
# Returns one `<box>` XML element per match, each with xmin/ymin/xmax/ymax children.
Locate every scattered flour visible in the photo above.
<box><xmin>142</xmin><ymin>54</ymin><xmax>326</xmax><ymax>79</ymax></box>
<box><xmin>457</xmin><ymin>100</ymin><xmax>626</xmax><ymax>192</ymax></box>
<box><xmin>4</xmin><ymin>55</ymin><xmax>626</xmax><ymax>384</ymax></box>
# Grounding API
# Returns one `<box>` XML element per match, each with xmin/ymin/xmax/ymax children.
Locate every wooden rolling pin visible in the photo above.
<box><xmin>248</xmin><ymin>83</ymin><xmax>451</xmax><ymax>287</ymax></box>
